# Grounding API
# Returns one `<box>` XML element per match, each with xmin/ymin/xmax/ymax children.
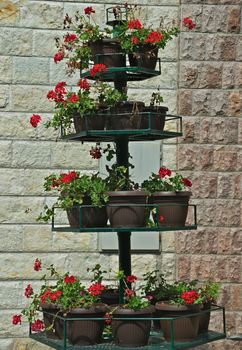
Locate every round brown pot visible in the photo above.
<box><xmin>73</xmin><ymin>111</ymin><xmax>106</xmax><ymax>133</ymax></box>
<box><xmin>90</xmin><ymin>39</ymin><xmax>126</xmax><ymax>67</ymax></box>
<box><xmin>155</xmin><ymin>302</ymin><xmax>201</xmax><ymax>342</ymax></box>
<box><xmin>100</xmin><ymin>289</ymin><xmax>120</xmax><ymax>305</ymax></box>
<box><xmin>151</xmin><ymin>191</ymin><xmax>192</xmax><ymax>227</ymax></box>
<box><xmin>112</xmin><ymin>306</ymin><xmax>155</xmax><ymax>347</ymax></box>
<box><xmin>67</xmin><ymin>204</ymin><xmax>108</xmax><ymax>229</ymax></box>
<box><xmin>106</xmin><ymin>191</ymin><xmax>148</xmax><ymax>228</ymax></box>
<box><xmin>198</xmin><ymin>301</ymin><xmax>211</xmax><ymax>334</ymax></box>
<box><xmin>141</xmin><ymin>106</ymin><xmax>168</xmax><ymax>131</ymax></box>
<box><xmin>40</xmin><ymin>302</ymin><xmax>63</xmax><ymax>340</ymax></box>
<box><xmin>66</xmin><ymin>304</ymin><xmax>107</xmax><ymax>346</ymax></box>
<box><xmin>128</xmin><ymin>46</ymin><xmax>158</xmax><ymax>70</ymax></box>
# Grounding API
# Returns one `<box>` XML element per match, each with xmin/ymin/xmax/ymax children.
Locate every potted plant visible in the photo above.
<box><xmin>155</xmin><ymin>280</ymin><xmax>203</xmax><ymax>342</ymax></box>
<box><xmin>40</xmin><ymin>76</ymin><xmax>125</xmax><ymax>133</ymax></box>
<box><xmin>198</xmin><ymin>281</ymin><xmax>220</xmax><ymax>333</ymax></box>
<box><xmin>12</xmin><ymin>259</ymin><xmax>108</xmax><ymax>345</ymax></box>
<box><xmin>115</xmin><ymin>4</ymin><xmax>195</xmax><ymax>70</ymax></box>
<box><xmin>141</xmin><ymin>166</ymin><xmax>193</xmax><ymax>227</ymax></box>
<box><xmin>105</xmin><ymin>164</ymin><xmax>149</xmax><ymax>228</ymax></box>
<box><xmin>37</xmin><ymin>171</ymin><xmax>109</xmax><ymax>229</ymax></box>
<box><xmin>54</xmin><ymin>7</ymin><xmax>126</xmax><ymax>75</ymax></box>
<box><xmin>111</xmin><ymin>272</ymin><xmax>155</xmax><ymax>347</ymax></box>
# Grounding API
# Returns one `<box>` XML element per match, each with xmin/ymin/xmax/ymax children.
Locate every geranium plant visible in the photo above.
<box><xmin>12</xmin><ymin>259</ymin><xmax>106</xmax><ymax>332</ymax></box>
<box><xmin>141</xmin><ymin>166</ymin><xmax>192</xmax><ymax>193</ymax></box>
<box><xmin>37</xmin><ymin>171</ymin><xmax>108</xmax><ymax>222</ymax></box>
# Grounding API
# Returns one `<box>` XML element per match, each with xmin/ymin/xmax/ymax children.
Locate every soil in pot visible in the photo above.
<box><xmin>100</xmin><ymin>289</ymin><xmax>120</xmax><ymax>305</ymax></box>
<box><xmin>155</xmin><ymin>302</ymin><xmax>201</xmax><ymax>342</ymax></box>
<box><xmin>67</xmin><ymin>198</ymin><xmax>108</xmax><ymax>229</ymax></box>
<box><xmin>66</xmin><ymin>304</ymin><xmax>107</xmax><ymax>346</ymax></box>
<box><xmin>106</xmin><ymin>101</ymin><xmax>145</xmax><ymax>130</ymax></box>
<box><xmin>151</xmin><ymin>191</ymin><xmax>191</xmax><ymax>227</ymax></box>
<box><xmin>90</xmin><ymin>39</ymin><xmax>126</xmax><ymax>67</ymax></box>
<box><xmin>112</xmin><ymin>306</ymin><xmax>155</xmax><ymax>347</ymax></box>
<box><xmin>141</xmin><ymin>106</ymin><xmax>168</xmax><ymax>131</ymax></box>
<box><xmin>40</xmin><ymin>303</ymin><xmax>63</xmax><ymax>340</ymax></box>
<box><xmin>106</xmin><ymin>191</ymin><xmax>148</xmax><ymax>228</ymax></box>
<box><xmin>128</xmin><ymin>46</ymin><xmax>158</xmax><ymax>70</ymax></box>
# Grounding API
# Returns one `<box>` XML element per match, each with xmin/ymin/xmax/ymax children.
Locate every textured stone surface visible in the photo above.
<box><xmin>13</xmin><ymin>57</ymin><xmax>49</xmax><ymax>84</ymax></box>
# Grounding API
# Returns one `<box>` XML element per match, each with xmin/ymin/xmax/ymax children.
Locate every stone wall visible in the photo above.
<box><xmin>177</xmin><ymin>0</ymin><xmax>242</xmax><ymax>349</ymax></box>
<box><xmin>0</xmin><ymin>0</ymin><xmax>241</xmax><ymax>349</ymax></box>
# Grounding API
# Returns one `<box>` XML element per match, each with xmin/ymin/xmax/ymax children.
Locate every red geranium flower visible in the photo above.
<box><xmin>34</xmin><ymin>258</ymin><xmax>41</xmax><ymax>271</ymax></box>
<box><xmin>12</xmin><ymin>314</ymin><xmax>21</xmax><ymax>325</ymax></box>
<box><xmin>88</xmin><ymin>283</ymin><xmax>105</xmax><ymax>296</ymax></box>
<box><xmin>125</xmin><ymin>288</ymin><xmax>135</xmax><ymax>297</ymax></box>
<box><xmin>183</xmin><ymin>17</ymin><xmax>196</xmax><ymax>30</ymax></box>
<box><xmin>182</xmin><ymin>178</ymin><xmax>192</xmax><ymax>187</ymax></box>
<box><xmin>30</xmin><ymin>114</ymin><xmax>41</xmax><ymax>128</ymax></box>
<box><xmin>50</xmin><ymin>290</ymin><xmax>62</xmax><ymax>301</ymax></box>
<box><xmin>131</xmin><ymin>36</ymin><xmax>139</xmax><ymax>45</ymax></box>
<box><xmin>89</xmin><ymin>145</ymin><xmax>102</xmax><ymax>159</ymax></box>
<box><xmin>158</xmin><ymin>215</ymin><xmax>164</xmax><ymax>223</ymax></box>
<box><xmin>104</xmin><ymin>312</ymin><xmax>112</xmax><ymax>325</ymax></box>
<box><xmin>31</xmin><ymin>319</ymin><xmax>45</xmax><ymax>332</ymax></box>
<box><xmin>60</xmin><ymin>171</ymin><xmax>78</xmax><ymax>184</ymax></box>
<box><xmin>128</xmin><ymin>19</ymin><xmax>142</xmax><ymax>30</ymax></box>
<box><xmin>64</xmin><ymin>275</ymin><xmax>76</xmax><ymax>284</ymax></box>
<box><xmin>145</xmin><ymin>31</ymin><xmax>164</xmax><ymax>44</ymax></box>
<box><xmin>55</xmin><ymin>81</ymin><xmax>66</xmax><ymax>95</ymax></box>
<box><xmin>158</xmin><ymin>166</ymin><xmax>172</xmax><ymax>178</ymax></box>
<box><xmin>84</xmin><ymin>6</ymin><xmax>95</xmax><ymax>15</ymax></box>
<box><xmin>89</xmin><ymin>63</ymin><xmax>107</xmax><ymax>78</ymax></box>
<box><xmin>181</xmin><ymin>290</ymin><xmax>199</xmax><ymax>304</ymax></box>
<box><xmin>67</xmin><ymin>93</ymin><xmax>78</xmax><ymax>103</ymax></box>
<box><xmin>64</xmin><ymin>33</ymin><xmax>77</xmax><ymax>42</ymax></box>
<box><xmin>54</xmin><ymin>50</ymin><xmax>64</xmax><ymax>63</ymax></box>
<box><xmin>24</xmin><ymin>284</ymin><xmax>33</xmax><ymax>298</ymax></box>
<box><xmin>126</xmin><ymin>275</ymin><xmax>137</xmax><ymax>283</ymax></box>
<box><xmin>78</xmin><ymin>78</ymin><xmax>90</xmax><ymax>90</ymax></box>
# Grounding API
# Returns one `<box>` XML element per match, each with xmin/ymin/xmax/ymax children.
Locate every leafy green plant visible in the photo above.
<box><xmin>37</xmin><ymin>171</ymin><xmax>108</xmax><ymax>222</ymax></box>
<box><xmin>200</xmin><ymin>281</ymin><xmax>220</xmax><ymax>304</ymax></box>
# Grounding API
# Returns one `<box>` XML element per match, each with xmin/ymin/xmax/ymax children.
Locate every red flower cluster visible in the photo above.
<box><xmin>89</xmin><ymin>145</ymin><xmax>102</xmax><ymax>159</ymax></box>
<box><xmin>34</xmin><ymin>258</ymin><xmax>41</xmax><ymax>271</ymax></box>
<box><xmin>158</xmin><ymin>215</ymin><xmax>164</xmax><ymax>223</ymax></box>
<box><xmin>131</xmin><ymin>36</ymin><xmax>139</xmax><ymax>45</ymax></box>
<box><xmin>182</xmin><ymin>178</ymin><xmax>192</xmax><ymax>187</ymax></box>
<box><xmin>30</xmin><ymin>114</ymin><xmax>41</xmax><ymax>128</ymax></box>
<box><xmin>145</xmin><ymin>31</ymin><xmax>164</xmax><ymax>44</ymax></box>
<box><xmin>128</xmin><ymin>19</ymin><xmax>142</xmax><ymax>30</ymax></box>
<box><xmin>60</xmin><ymin>171</ymin><xmax>78</xmax><ymax>184</ymax></box>
<box><xmin>78</xmin><ymin>78</ymin><xmax>90</xmax><ymax>91</ymax></box>
<box><xmin>84</xmin><ymin>6</ymin><xmax>95</xmax><ymax>15</ymax></box>
<box><xmin>88</xmin><ymin>283</ymin><xmax>105</xmax><ymax>296</ymax></box>
<box><xmin>64</xmin><ymin>275</ymin><xmax>76</xmax><ymax>284</ymax></box>
<box><xmin>183</xmin><ymin>17</ymin><xmax>196</xmax><ymax>30</ymax></box>
<box><xmin>24</xmin><ymin>284</ymin><xmax>33</xmax><ymax>298</ymax></box>
<box><xmin>158</xmin><ymin>166</ymin><xmax>172</xmax><ymax>178</ymax></box>
<box><xmin>64</xmin><ymin>33</ymin><xmax>77</xmax><ymax>42</ymax></box>
<box><xmin>31</xmin><ymin>319</ymin><xmax>45</xmax><ymax>332</ymax></box>
<box><xmin>12</xmin><ymin>314</ymin><xmax>21</xmax><ymax>325</ymax></box>
<box><xmin>125</xmin><ymin>288</ymin><xmax>135</xmax><ymax>297</ymax></box>
<box><xmin>51</xmin><ymin>177</ymin><xmax>60</xmax><ymax>188</ymax></box>
<box><xmin>126</xmin><ymin>275</ymin><xmax>137</xmax><ymax>283</ymax></box>
<box><xmin>40</xmin><ymin>289</ymin><xmax>62</xmax><ymax>302</ymax></box>
<box><xmin>54</xmin><ymin>50</ymin><xmax>64</xmax><ymax>64</ymax></box>
<box><xmin>47</xmin><ymin>81</ymin><xmax>67</xmax><ymax>103</ymax></box>
<box><xmin>181</xmin><ymin>290</ymin><xmax>199</xmax><ymax>304</ymax></box>
<box><xmin>90</xmin><ymin>63</ymin><xmax>107</xmax><ymax>78</ymax></box>
<box><xmin>104</xmin><ymin>312</ymin><xmax>112</xmax><ymax>325</ymax></box>
<box><xmin>67</xmin><ymin>93</ymin><xmax>78</xmax><ymax>103</ymax></box>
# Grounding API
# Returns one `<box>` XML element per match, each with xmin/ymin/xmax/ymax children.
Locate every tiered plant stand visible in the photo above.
<box><xmin>30</xmin><ymin>13</ymin><xmax>226</xmax><ymax>347</ymax></box>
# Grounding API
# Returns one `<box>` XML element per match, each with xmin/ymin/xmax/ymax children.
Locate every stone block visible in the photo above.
<box><xmin>0</xmin><ymin>56</ymin><xmax>12</xmax><ymax>83</ymax></box>
<box><xmin>200</xmin><ymin>118</ymin><xmax>238</xmax><ymax>144</ymax></box>
<box><xmin>213</xmin><ymin>146</ymin><xmax>238</xmax><ymax>171</ymax></box>
<box><xmin>0</xmin><ymin>225</ymin><xmax>23</xmax><ymax>251</ymax></box>
<box><xmin>180</xmin><ymin>33</ymin><xmax>206</xmax><ymax>61</ymax></box>
<box><xmin>161</xmin><ymin>232</ymin><xmax>175</xmax><ymax>252</ymax></box>
<box><xmin>13</xmin><ymin>57</ymin><xmax>49</xmax><ymax>84</ymax></box>
<box><xmin>176</xmin><ymin>255</ymin><xmax>192</xmax><ymax>280</ymax></box>
<box><xmin>227</xmin><ymin>7</ymin><xmax>241</xmax><ymax>33</ymax></box>
<box><xmin>20</xmin><ymin>1</ymin><xmax>64</xmax><ymax>29</ymax></box>
<box><xmin>181</xmin><ymin>117</ymin><xmax>200</xmax><ymax>143</ymax></box>
<box><xmin>228</xmin><ymin>91</ymin><xmax>242</xmax><ymax>116</ymax></box>
<box><xmin>201</xmin><ymin>5</ymin><xmax>227</xmax><ymax>33</ymax></box>
<box><xmin>206</xmin><ymin>34</ymin><xmax>237</xmax><ymax>61</ymax></box>
<box><xmin>0</xmin><ymin>0</ymin><xmax>19</xmax><ymax>25</ymax></box>
<box><xmin>64</xmin><ymin>3</ymin><xmax>106</xmax><ymax>29</ymax></box>
<box><xmin>231</xmin><ymin>229</ymin><xmax>242</xmax><ymax>254</ymax></box>
<box><xmin>11</xmin><ymin>85</ymin><xmax>53</xmax><ymax>112</ymax></box>
<box><xmin>162</xmin><ymin>144</ymin><xmax>177</xmax><ymax>169</ymax></box>
<box><xmin>132</xmin><ymin>254</ymin><xmax>157</xmax><ymax>276</ymax></box>
<box><xmin>217</xmin><ymin>174</ymin><xmax>241</xmax><ymax>199</ymax></box>
<box><xmin>236</xmin><ymin>35</ymin><xmax>242</xmax><ymax>61</ymax></box>
<box><xmin>50</xmin><ymin>141</ymin><xmax>98</xmax><ymax>169</ymax></box>
<box><xmin>0</xmin><ymin>28</ymin><xmax>33</xmax><ymax>55</ymax></box>
<box><xmin>0</xmin><ymin>85</ymin><xmax>9</xmax><ymax>108</ymax></box>
<box><xmin>52</xmin><ymin>231</ymin><xmax>98</xmax><ymax>252</ymax></box>
<box><xmin>180</xmin><ymin>4</ymin><xmax>203</xmax><ymax>31</ymax></box>
<box><xmin>49</xmin><ymin>60</ymin><xmax>80</xmax><ymax>86</ymax></box>
<box><xmin>192</xmin><ymin>90</ymin><xmax>212</xmax><ymax>116</ymax></box>
<box><xmin>22</xmin><ymin>225</ymin><xmax>52</xmax><ymax>251</ymax></box>
<box><xmin>178</xmin><ymin>145</ymin><xmax>214</xmax><ymax>170</ymax></box>
<box><xmin>175</xmin><ymin>231</ymin><xmax>192</xmax><ymax>254</ymax></box>
<box><xmin>12</xmin><ymin>338</ymin><xmax>53</xmax><ymax>350</ymax></box>
<box><xmin>12</xmin><ymin>141</ymin><xmax>51</xmax><ymax>168</ymax></box>
<box><xmin>210</xmin><ymin>91</ymin><xmax>229</xmax><ymax>116</ymax></box>
<box><xmin>0</xmin><ymin>310</ymin><xmax>29</xmax><ymax>338</ymax></box>
<box><xmin>0</xmin><ymin>141</ymin><xmax>12</xmax><ymax>167</ymax></box>
<box><xmin>189</xmin><ymin>172</ymin><xmax>217</xmax><ymax>198</ymax></box>
<box><xmin>178</xmin><ymin>90</ymin><xmax>192</xmax><ymax>115</ymax></box>
<box><xmin>190</xmin><ymin>255</ymin><xmax>216</xmax><ymax>280</ymax></box>
<box><xmin>33</xmin><ymin>29</ymin><xmax>63</xmax><ymax>57</ymax></box>
<box><xmin>0</xmin><ymin>339</ymin><xmax>15</xmax><ymax>350</ymax></box>
<box><xmin>160</xmin><ymin>253</ymin><xmax>176</xmax><ymax>280</ymax></box>
<box><xmin>0</xmin><ymin>281</ymin><xmax>23</xmax><ymax>308</ymax></box>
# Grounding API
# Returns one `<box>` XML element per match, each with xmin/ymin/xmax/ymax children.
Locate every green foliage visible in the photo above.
<box><xmin>105</xmin><ymin>164</ymin><xmax>137</xmax><ymax>191</ymax></box>
<box><xmin>200</xmin><ymin>281</ymin><xmax>220</xmax><ymax>304</ymax></box>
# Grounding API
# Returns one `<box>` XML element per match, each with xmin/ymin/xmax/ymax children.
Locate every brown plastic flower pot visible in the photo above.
<box><xmin>66</xmin><ymin>304</ymin><xmax>107</xmax><ymax>346</ymax></box>
<box><xmin>198</xmin><ymin>301</ymin><xmax>211</xmax><ymax>333</ymax></box>
<box><xmin>40</xmin><ymin>303</ymin><xmax>63</xmax><ymax>340</ymax></box>
<box><xmin>151</xmin><ymin>191</ymin><xmax>192</xmax><ymax>227</ymax></box>
<box><xmin>90</xmin><ymin>38</ymin><xmax>126</xmax><ymax>67</ymax></box>
<box><xmin>128</xmin><ymin>46</ymin><xmax>158</xmax><ymax>70</ymax></box>
<box><xmin>106</xmin><ymin>191</ymin><xmax>148</xmax><ymax>228</ymax></box>
<box><xmin>73</xmin><ymin>112</ymin><xmax>106</xmax><ymax>133</ymax></box>
<box><xmin>112</xmin><ymin>306</ymin><xmax>155</xmax><ymax>347</ymax></box>
<box><xmin>141</xmin><ymin>106</ymin><xmax>168</xmax><ymax>131</ymax></box>
<box><xmin>67</xmin><ymin>205</ymin><xmax>108</xmax><ymax>229</ymax></box>
<box><xmin>155</xmin><ymin>302</ymin><xmax>201</xmax><ymax>342</ymax></box>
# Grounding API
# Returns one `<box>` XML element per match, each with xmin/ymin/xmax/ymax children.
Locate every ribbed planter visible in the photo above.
<box><xmin>90</xmin><ymin>39</ymin><xmax>126</xmax><ymax>67</ymax></box>
<box><xmin>128</xmin><ymin>46</ymin><xmax>158</xmax><ymax>70</ymax></box>
<box><xmin>151</xmin><ymin>191</ymin><xmax>192</xmax><ymax>227</ymax></box>
<box><xmin>66</xmin><ymin>304</ymin><xmax>107</xmax><ymax>346</ymax></box>
<box><xmin>73</xmin><ymin>111</ymin><xmax>106</xmax><ymax>133</ymax></box>
<box><xmin>112</xmin><ymin>306</ymin><xmax>155</xmax><ymax>347</ymax></box>
<box><xmin>106</xmin><ymin>101</ymin><xmax>145</xmax><ymax>130</ymax></box>
<box><xmin>100</xmin><ymin>289</ymin><xmax>120</xmax><ymax>305</ymax></box>
<box><xmin>40</xmin><ymin>303</ymin><xmax>63</xmax><ymax>340</ymax></box>
<box><xmin>155</xmin><ymin>302</ymin><xmax>201</xmax><ymax>342</ymax></box>
<box><xmin>198</xmin><ymin>301</ymin><xmax>211</xmax><ymax>334</ymax></box>
<box><xmin>141</xmin><ymin>106</ymin><xmax>168</xmax><ymax>130</ymax></box>
<box><xmin>106</xmin><ymin>191</ymin><xmax>148</xmax><ymax>228</ymax></box>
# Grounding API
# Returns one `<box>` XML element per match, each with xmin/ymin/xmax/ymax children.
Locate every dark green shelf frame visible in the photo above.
<box><xmin>29</xmin><ymin>306</ymin><xmax>226</xmax><ymax>350</ymax></box>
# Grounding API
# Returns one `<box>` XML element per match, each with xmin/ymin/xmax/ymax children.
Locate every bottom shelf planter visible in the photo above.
<box><xmin>29</xmin><ymin>306</ymin><xmax>226</xmax><ymax>350</ymax></box>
